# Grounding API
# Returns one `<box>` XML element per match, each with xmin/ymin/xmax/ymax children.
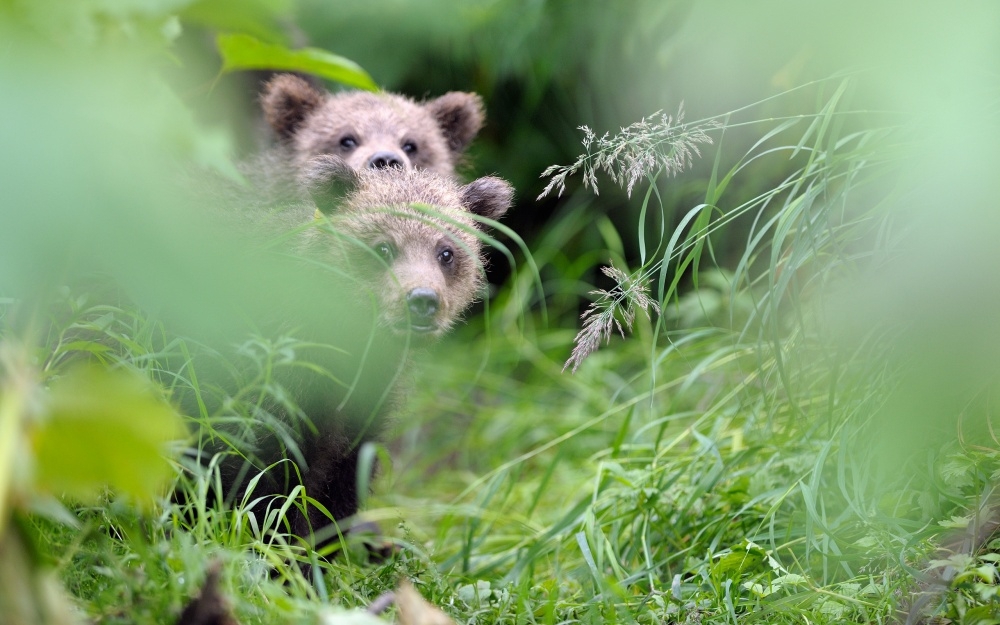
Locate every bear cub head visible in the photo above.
<box><xmin>262</xmin><ymin>74</ymin><xmax>484</xmax><ymax>179</ymax></box>
<box><xmin>299</xmin><ymin>155</ymin><xmax>513</xmax><ymax>338</ymax></box>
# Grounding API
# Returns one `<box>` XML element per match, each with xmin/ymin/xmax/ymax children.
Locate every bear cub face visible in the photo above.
<box><xmin>263</xmin><ymin>74</ymin><xmax>484</xmax><ymax>179</ymax></box>
<box><xmin>299</xmin><ymin>155</ymin><xmax>513</xmax><ymax>339</ymax></box>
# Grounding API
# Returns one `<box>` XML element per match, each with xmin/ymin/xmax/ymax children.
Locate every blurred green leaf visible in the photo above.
<box><xmin>31</xmin><ymin>367</ymin><xmax>185</xmax><ymax>508</ymax></box>
<box><xmin>217</xmin><ymin>33</ymin><xmax>379</xmax><ymax>91</ymax></box>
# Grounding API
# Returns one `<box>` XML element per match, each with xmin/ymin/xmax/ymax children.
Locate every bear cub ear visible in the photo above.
<box><xmin>262</xmin><ymin>74</ymin><xmax>325</xmax><ymax>140</ymax></box>
<box><xmin>461</xmin><ymin>177</ymin><xmax>514</xmax><ymax>222</ymax></box>
<box><xmin>299</xmin><ymin>155</ymin><xmax>360</xmax><ymax>215</ymax></box>
<box><xmin>425</xmin><ymin>92</ymin><xmax>485</xmax><ymax>155</ymax></box>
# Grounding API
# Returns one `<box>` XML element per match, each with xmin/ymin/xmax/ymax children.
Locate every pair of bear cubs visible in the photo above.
<box><xmin>193</xmin><ymin>74</ymin><xmax>512</xmax><ymax>550</ymax></box>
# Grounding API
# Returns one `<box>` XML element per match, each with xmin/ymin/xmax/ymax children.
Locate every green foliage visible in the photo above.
<box><xmin>34</xmin><ymin>366</ymin><xmax>184</xmax><ymax>507</ymax></box>
<box><xmin>217</xmin><ymin>34</ymin><xmax>378</xmax><ymax>91</ymax></box>
<box><xmin>0</xmin><ymin>339</ymin><xmax>187</xmax><ymax>625</ymax></box>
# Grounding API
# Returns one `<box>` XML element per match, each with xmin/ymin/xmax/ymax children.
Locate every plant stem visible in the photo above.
<box><xmin>0</xmin><ymin>343</ymin><xmax>29</xmax><ymax>536</ymax></box>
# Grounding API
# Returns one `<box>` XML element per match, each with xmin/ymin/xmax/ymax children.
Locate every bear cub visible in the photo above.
<box><xmin>300</xmin><ymin>155</ymin><xmax>512</xmax><ymax>339</ymax></box>
<box><xmin>261</xmin><ymin>73</ymin><xmax>484</xmax><ymax>178</ymax></box>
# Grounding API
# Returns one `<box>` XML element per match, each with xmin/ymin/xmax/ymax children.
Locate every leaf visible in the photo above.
<box><xmin>31</xmin><ymin>366</ymin><xmax>185</xmax><ymax>508</ymax></box>
<box><xmin>216</xmin><ymin>34</ymin><xmax>378</xmax><ymax>91</ymax></box>
<box><xmin>712</xmin><ymin>544</ymin><xmax>768</xmax><ymax>577</ymax></box>
<box><xmin>819</xmin><ymin>600</ymin><xmax>847</xmax><ymax>619</ymax></box>
<box><xmin>939</xmin><ymin>514</ymin><xmax>971</xmax><ymax>529</ymax></box>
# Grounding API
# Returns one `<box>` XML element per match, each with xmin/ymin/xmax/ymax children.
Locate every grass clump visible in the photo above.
<box><xmin>382</xmin><ymin>75</ymin><xmax>1000</xmax><ymax>624</ymax></box>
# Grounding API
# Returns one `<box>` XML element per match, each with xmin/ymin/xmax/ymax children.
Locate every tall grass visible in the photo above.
<box><xmin>384</xmin><ymin>75</ymin><xmax>1000</xmax><ymax>624</ymax></box>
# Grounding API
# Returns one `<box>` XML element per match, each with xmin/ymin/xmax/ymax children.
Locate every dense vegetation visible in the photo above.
<box><xmin>2</xmin><ymin>1</ymin><xmax>1000</xmax><ymax>624</ymax></box>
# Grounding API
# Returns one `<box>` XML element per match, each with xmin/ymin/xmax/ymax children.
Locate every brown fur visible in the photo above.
<box><xmin>261</xmin><ymin>74</ymin><xmax>484</xmax><ymax>179</ymax></box>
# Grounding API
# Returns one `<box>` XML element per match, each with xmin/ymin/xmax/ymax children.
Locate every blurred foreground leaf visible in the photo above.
<box><xmin>217</xmin><ymin>33</ymin><xmax>379</xmax><ymax>90</ymax></box>
<box><xmin>32</xmin><ymin>366</ymin><xmax>185</xmax><ymax>508</ymax></box>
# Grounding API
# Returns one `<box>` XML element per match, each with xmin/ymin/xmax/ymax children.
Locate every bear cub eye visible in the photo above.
<box><xmin>401</xmin><ymin>140</ymin><xmax>418</xmax><ymax>155</ymax></box>
<box><xmin>438</xmin><ymin>248</ymin><xmax>454</xmax><ymax>266</ymax></box>
<box><xmin>340</xmin><ymin>135</ymin><xmax>359</xmax><ymax>149</ymax></box>
<box><xmin>374</xmin><ymin>241</ymin><xmax>395</xmax><ymax>263</ymax></box>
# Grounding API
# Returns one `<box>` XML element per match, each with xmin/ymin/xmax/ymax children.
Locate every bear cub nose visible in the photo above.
<box><xmin>368</xmin><ymin>151</ymin><xmax>404</xmax><ymax>170</ymax></box>
<box><xmin>407</xmin><ymin>288</ymin><xmax>439</xmax><ymax>321</ymax></box>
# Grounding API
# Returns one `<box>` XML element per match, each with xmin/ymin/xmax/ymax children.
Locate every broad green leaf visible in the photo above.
<box><xmin>217</xmin><ymin>34</ymin><xmax>378</xmax><ymax>91</ymax></box>
<box><xmin>712</xmin><ymin>546</ymin><xmax>766</xmax><ymax>577</ymax></box>
<box><xmin>31</xmin><ymin>366</ymin><xmax>185</xmax><ymax>508</ymax></box>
